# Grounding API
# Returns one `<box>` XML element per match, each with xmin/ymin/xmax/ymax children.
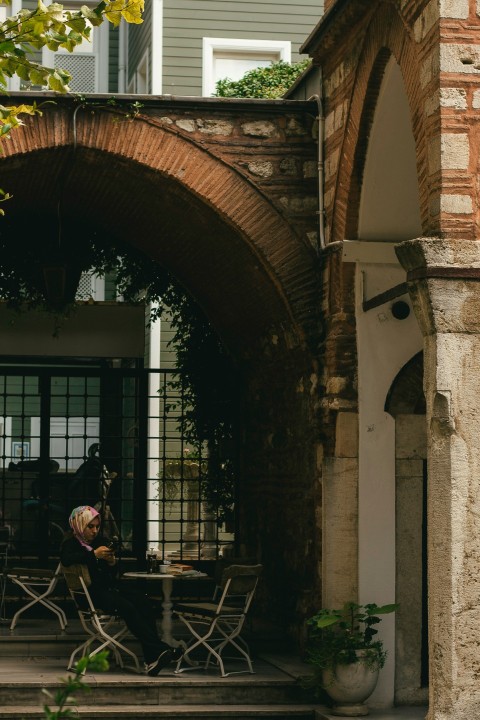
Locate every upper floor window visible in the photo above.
<box><xmin>202</xmin><ymin>38</ymin><xmax>291</xmax><ymax>96</ymax></box>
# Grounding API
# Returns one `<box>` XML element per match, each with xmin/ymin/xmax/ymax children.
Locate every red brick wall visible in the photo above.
<box><xmin>310</xmin><ymin>0</ymin><xmax>480</xmax><ymax>245</ymax></box>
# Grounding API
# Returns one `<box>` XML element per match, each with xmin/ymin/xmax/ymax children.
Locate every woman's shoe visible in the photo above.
<box><xmin>145</xmin><ymin>648</ymin><xmax>174</xmax><ymax>676</ymax></box>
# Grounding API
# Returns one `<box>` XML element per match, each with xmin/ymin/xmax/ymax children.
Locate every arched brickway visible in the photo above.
<box><xmin>331</xmin><ymin>2</ymin><xmax>429</xmax><ymax>242</ymax></box>
<box><xmin>0</xmin><ymin>97</ymin><xmax>320</xmax><ymax>355</ymax></box>
<box><xmin>0</xmin><ymin>97</ymin><xmax>322</xmax><ymax>634</ymax></box>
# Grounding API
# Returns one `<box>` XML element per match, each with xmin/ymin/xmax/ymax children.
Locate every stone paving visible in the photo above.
<box><xmin>0</xmin><ymin>618</ymin><xmax>428</xmax><ymax>719</ymax></box>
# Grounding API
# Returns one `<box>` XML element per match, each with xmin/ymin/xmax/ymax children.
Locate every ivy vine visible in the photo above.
<box><xmin>0</xmin><ymin>229</ymin><xmax>238</xmax><ymax>525</ymax></box>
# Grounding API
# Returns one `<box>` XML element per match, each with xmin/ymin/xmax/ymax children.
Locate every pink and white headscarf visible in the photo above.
<box><xmin>69</xmin><ymin>505</ymin><xmax>100</xmax><ymax>551</ymax></box>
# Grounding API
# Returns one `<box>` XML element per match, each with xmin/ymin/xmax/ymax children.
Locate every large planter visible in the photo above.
<box><xmin>322</xmin><ymin>650</ymin><xmax>380</xmax><ymax>717</ymax></box>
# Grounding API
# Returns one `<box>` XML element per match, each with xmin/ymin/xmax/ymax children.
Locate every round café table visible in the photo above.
<box><xmin>122</xmin><ymin>570</ymin><xmax>207</xmax><ymax>646</ymax></box>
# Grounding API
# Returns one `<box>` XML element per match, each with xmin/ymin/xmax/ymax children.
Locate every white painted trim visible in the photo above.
<box><xmin>6</xmin><ymin>0</ymin><xmax>21</xmax><ymax>90</ymax></box>
<box><xmin>355</xmin><ymin>262</ymin><xmax>423</xmax><ymax>708</ymax></box>
<box><xmin>151</xmin><ymin>0</ymin><xmax>163</xmax><ymax>95</ymax></box>
<box><xmin>202</xmin><ymin>37</ymin><xmax>291</xmax><ymax>96</ymax></box>
<box><xmin>118</xmin><ymin>19</ymin><xmax>127</xmax><ymax>93</ymax></box>
<box><xmin>342</xmin><ymin>240</ymin><xmax>400</xmax><ymax>265</ymax></box>
<box><xmin>99</xmin><ymin>19</ymin><xmax>109</xmax><ymax>92</ymax></box>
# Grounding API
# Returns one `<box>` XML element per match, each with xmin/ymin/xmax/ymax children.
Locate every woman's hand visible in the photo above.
<box><xmin>94</xmin><ymin>545</ymin><xmax>116</xmax><ymax>565</ymax></box>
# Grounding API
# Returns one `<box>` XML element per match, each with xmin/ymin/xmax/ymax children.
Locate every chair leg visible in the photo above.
<box><xmin>208</xmin><ymin>623</ymin><xmax>254</xmax><ymax>675</ymax></box>
<box><xmin>69</xmin><ymin>624</ymin><xmax>141</xmax><ymax>674</ymax></box>
<box><xmin>174</xmin><ymin>616</ymin><xmax>228</xmax><ymax>676</ymax></box>
<box><xmin>91</xmin><ymin>618</ymin><xmax>141</xmax><ymax>673</ymax></box>
<box><xmin>175</xmin><ymin>615</ymin><xmax>254</xmax><ymax>677</ymax></box>
<box><xmin>10</xmin><ymin>581</ymin><xmax>67</xmax><ymax>631</ymax></box>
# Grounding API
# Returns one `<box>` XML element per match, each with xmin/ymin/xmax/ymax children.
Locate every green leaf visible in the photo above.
<box><xmin>29</xmin><ymin>67</ymin><xmax>48</xmax><ymax>85</ymax></box>
<box><xmin>366</xmin><ymin>603</ymin><xmax>398</xmax><ymax>616</ymax></box>
<box><xmin>314</xmin><ymin>615</ymin><xmax>342</xmax><ymax>629</ymax></box>
<box><xmin>0</xmin><ymin>41</ymin><xmax>15</xmax><ymax>54</ymax></box>
<box><xmin>48</xmin><ymin>70</ymin><xmax>69</xmax><ymax>92</ymax></box>
<box><xmin>215</xmin><ymin>59</ymin><xmax>310</xmax><ymax>99</ymax></box>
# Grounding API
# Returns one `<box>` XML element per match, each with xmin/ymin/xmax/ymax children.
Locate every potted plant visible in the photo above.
<box><xmin>304</xmin><ymin>602</ymin><xmax>397</xmax><ymax>717</ymax></box>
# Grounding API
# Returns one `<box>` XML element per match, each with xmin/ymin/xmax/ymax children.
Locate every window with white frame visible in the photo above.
<box><xmin>202</xmin><ymin>38</ymin><xmax>291</xmax><ymax>96</ymax></box>
<box><xmin>43</xmin><ymin>2</ymin><xmax>109</xmax><ymax>93</ymax></box>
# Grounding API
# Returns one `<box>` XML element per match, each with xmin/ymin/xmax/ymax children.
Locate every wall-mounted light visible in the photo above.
<box><xmin>391</xmin><ymin>300</ymin><xmax>410</xmax><ymax>320</ymax></box>
<box><xmin>41</xmin><ymin>262</ymin><xmax>82</xmax><ymax>309</ymax></box>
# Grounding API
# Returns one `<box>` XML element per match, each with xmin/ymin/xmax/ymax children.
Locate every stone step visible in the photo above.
<box><xmin>0</xmin><ymin>633</ymin><xmax>142</xmax><ymax>657</ymax></box>
<box><xmin>0</xmin><ymin>680</ymin><xmax>304</xmax><ymax>708</ymax></box>
<box><xmin>0</xmin><ymin>704</ymin><xmax>319</xmax><ymax>720</ymax></box>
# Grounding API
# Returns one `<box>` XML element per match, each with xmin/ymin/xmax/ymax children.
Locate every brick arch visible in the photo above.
<box><xmin>1</xmin><ymin>101</ymin><xmax>319</xmax><ymax>354</ymax></box>
<box><xmin>331</xmin><ymin>2</ymin><xmax>429</xmax><ymax>242</ymax></box>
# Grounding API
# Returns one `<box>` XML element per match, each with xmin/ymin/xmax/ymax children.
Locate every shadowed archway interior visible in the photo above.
<box><xmin>0</xmin><ymin>146</ymin><xmax>296</xmax><ymax>355</ymax></box>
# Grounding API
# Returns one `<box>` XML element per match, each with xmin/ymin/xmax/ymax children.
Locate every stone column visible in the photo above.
<box><xmin>396</xmin><ymin>238</ymin><xmax>480</xmax><ymax>720</ymax></box>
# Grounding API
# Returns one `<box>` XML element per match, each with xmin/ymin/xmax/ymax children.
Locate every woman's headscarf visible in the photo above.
<box><xmin>69</xmin><ymin>505</ymin><xmax>100</xmax><ymax>551</ymax></box>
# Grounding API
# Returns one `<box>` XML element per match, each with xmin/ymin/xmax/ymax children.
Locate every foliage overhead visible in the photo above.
<box><xmin>215</xmin><ymin>59</ymin><xmax>311</xmax><ymax>99</ymax></box>
<box><xmin>0</xmin><ymin>224</ymin><xmax>238</xmax><ymax>522</ymax></box>
<box><xmin>0</xmin><ymin>0</ymin><xmax>143</xmax><ymax>162</ymax></box>
<box><xmin>161</xmin><ymin>282</ymin><xmax>237</xmax><ymax>524</ymax></box>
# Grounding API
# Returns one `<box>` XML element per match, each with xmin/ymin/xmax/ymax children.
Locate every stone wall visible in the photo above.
<box><xmin>305</xmin><ymin>0</ymin><xmax>480</xmax><ymax>244</ymax></box>
<box><xmin>239</xmin><ymin>338</ymin><xmax>322</xmax><ymax>635</ymax></box>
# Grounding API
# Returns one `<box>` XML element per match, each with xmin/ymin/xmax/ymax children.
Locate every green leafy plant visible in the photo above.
<box><xmin>215</xmin><ymin>59</ymin><xmax>311</xmax><ymax>99</ymax></box>
<box><xmin>163</xmin><ymin>283</ymin><xmax>238</xmax><ymax>525</ymax></box>
<box><xmin>0</xmin><ymin>0</ymin><xmax>144</xmax><ymax>146</ymax></box>
<box><xmin>305</xmin><ymin>602</ymin><xmax>398</xmax><ymax>685</ymax></box>
<box><xmin>0</xmin><ymin>225</ymin><xmax>238</xmax><ymax>524</ymax></box>
<box><xmin>42</xmin><ymin>651</ymin><xmax>109</xmax><ymax>719</ymax></box>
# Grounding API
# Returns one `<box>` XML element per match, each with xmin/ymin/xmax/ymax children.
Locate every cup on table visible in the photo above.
<box><xmin>158</xmin><ymin>564</ymin><xmax>170</xmax><ymax>573</ymax></box>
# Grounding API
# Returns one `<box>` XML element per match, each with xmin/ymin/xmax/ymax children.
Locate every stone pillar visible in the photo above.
<box><xmin>396</xmin><ymin>238</ymin><xmax>480</xmax><ymax>720</ymax></box>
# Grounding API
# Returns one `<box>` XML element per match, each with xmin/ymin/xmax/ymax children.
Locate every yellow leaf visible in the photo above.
<box><xmin>105</xmin><ymin>0</ymin><xmax>143</xmax><ymax>26</ymax></box>
<box><xmin>37</xmin><ymin>0</ymin><xmax>49</xmax><ymax>16</ymax></box>
<box><xmin>10</xmin><ymin>103</ymin><xmax>42</xmax><ymax>116</ymax></box>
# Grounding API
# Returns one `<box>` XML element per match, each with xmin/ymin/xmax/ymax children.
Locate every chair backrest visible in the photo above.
<box><xmin>214</xmin><ymin>556</ymin><xmax>258</xmax><ymax>587</ymax></box>
<box><xmin>61</xmin><ymin>563</ymin><xmax>93</xmax><ymax>612</ymax></box>
<box><xmin>212</xmin><ymin>558</ymin><xmax>259</xmax><ymax>601</ymax></box>
<box><xmin>217</xmin><ymin>564</ymin><xmax>262</xmax><ymax>614</ymax></box>
<box><xmin>61</xmin><ymin>563</ymin><xmax>92</xmax><ymax>591</ymax></box>
<box><xmin>9</xmin><ymin>562</ymin><xmax>63</xmax><ymax>585</ymax></box>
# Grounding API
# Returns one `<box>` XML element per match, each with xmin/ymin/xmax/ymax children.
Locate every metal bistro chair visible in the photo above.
<box><xmin>62</xmin><ymin>563</ymin><xmax>141</xmax><ymax>673</ymax></box>
<box><xmin>8</xmin><ymin>562</ymin><xmax>67</xmax><ymax>631</ymax></box>
<box><xmin>174</xmin><ymin>564</ymin><xmax>262</xmax><ymax>677</ymax></box>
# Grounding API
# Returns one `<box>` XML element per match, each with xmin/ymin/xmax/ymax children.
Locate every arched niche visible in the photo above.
<box><xmin>357</xmin><ymin>56</ymin><xmax>423</xmax><ymax>241</ymax></box>
<box><xmin>385</xmin><ymin>351</ymin><xmax>425</xmax><ymax>417</ymax></box>
<box><xmin>387</xmin><ymin>351</ymin><xmax>428</xmax><ymax>706</ymax></box>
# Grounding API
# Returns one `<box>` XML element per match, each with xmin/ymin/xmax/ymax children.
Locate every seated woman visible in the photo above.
<box><xmin>60</xmin><ymin>505</ymin><xmax>179</xmax><ymax>676</ymax></box>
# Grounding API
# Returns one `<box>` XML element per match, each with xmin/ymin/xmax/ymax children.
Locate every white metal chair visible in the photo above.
<box><xmin>8</xmin><ymin>562</ymin><xmax>67</xmax><ymax>630</ymax></box>
<box><xmin>62</xmin><ymin>563</ymin><xmax>141</xmax><ymax>673</ymax></box>
<box><xmin>174</xmin><ymin>563</ymin><xmax>262</xmax><ymax>677</ymax></box>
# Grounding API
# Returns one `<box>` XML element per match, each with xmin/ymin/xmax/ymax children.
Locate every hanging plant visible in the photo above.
<box><xmin>158</xmin><ymin>281</ymin><xmax>238</xmax><ymax>526</ymax></box>
<box><xmin>0</xmin><ymin>225</ymin><xmax>238</xmax><ymax>524</ymax></box>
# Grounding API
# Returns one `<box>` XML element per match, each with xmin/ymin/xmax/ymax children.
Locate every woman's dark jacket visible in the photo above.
<box><xmin>60</xmin><ymin>532</ymin><xmax>117</xmax><ymax>593</ymax></box>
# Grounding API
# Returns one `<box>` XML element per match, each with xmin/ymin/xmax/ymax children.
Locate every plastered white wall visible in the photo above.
<box><xmin>356</xmin><ymin>262</ymin><xmax>422</xmax><ymax>707</ymax></box>
<box><xmin>353</xmin><ymin>53</ymin><xmax>424</xmax><ymax>707</ymax></box>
